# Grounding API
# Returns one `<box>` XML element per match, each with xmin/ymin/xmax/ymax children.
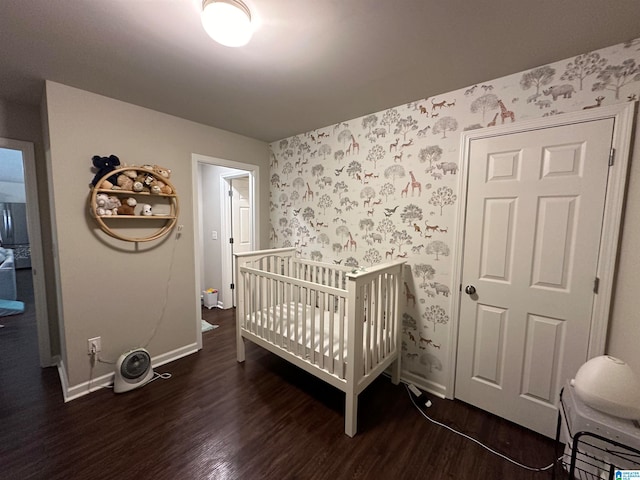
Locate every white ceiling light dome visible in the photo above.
<box><xmin>201</xmin><ymin>0</ymin><xmax>253</xmax><ymax>47</ymax></box>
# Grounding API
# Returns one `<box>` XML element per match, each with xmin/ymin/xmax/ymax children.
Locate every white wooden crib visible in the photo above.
<box><xmin>235</xmin><ymin>247</ymin><xmax>405</xmax><ymax>436</ymax></box>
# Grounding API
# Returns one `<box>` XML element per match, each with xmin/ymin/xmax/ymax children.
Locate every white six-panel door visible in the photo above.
<box><xmin>232</xmin><ymin>176</ymin><xmax>252</xmax><ymax>256</ymax></box>
<box><xmin>455</xmin><ymin>118</ymin><xmax>615</xmax><ymax>437</ymax></box>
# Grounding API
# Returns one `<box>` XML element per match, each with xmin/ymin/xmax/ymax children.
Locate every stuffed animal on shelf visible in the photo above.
<box><xmin>95</xmin><ymin>193</ymin><xmax>121</xmax><ymax>216</ymax></box>
<box><xmin>141</xmin><ymin>204</ymin><xmax>153</xmax><ymax>216</ymax></box>
<box><xmin>116</xmin><ymin>197</ymin><xmax>137</xmax><ymax>215</ymax></box>
<box><xmin>133</xmin><ymin>171</ymin><xmax>154</xmax><ymax>193</ymax></box>
<box><xmin>149</xmin><ymin>165</ymin><xmax>173</xmax><ymax>195</ymax></box>
<box><xmin>115</xmin><ymin>166</ymin><xmax>138</xmax><ymax>191</ymax></box>
<box><xmin>91</xmin><ymin>155</ymin><xmax>121</xmax><ymax>189</ymax></box>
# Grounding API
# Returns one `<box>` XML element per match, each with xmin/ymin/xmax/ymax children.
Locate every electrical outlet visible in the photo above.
<box><xmin>212</xmin><ymin>230</ymin><xmax>218</xmax><ymax>240</ymax></box>
<box><xmin>87</xmin><ymin>336</ymin><xmax>101</xmax><ymax>354</ymax></box>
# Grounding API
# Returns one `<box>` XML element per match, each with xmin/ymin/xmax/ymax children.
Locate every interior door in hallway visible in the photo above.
<box><xmin>230</xmin><ymin>176</ymin><xmax>251</xmax><ymax>306</ymax></box>
<box><xmin>455</xmin><ymin>118</ymin><xmax>615</xmax><ymax>437</ymax></box>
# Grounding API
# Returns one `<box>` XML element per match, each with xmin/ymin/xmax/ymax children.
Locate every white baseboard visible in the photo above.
<box><xmin>60</xmin><ymin>343</ymin><xmax>199</xmax><ymax>402</ymax></box>
<box><xmin>401</xmin><ymin>371</ymin><xmax>447</xmax><ymax>399</ymax></box>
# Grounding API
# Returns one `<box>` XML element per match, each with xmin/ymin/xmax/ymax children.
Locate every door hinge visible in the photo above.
<box><xmin>593</xmin><ymin>277</ymin><xmax>600</xmax><ymax>294</ymax></box>
<box><xmin>229</xmin><ymin>237</ymin><xmax>234</xmax><ymax>244</ymax></box>
<box><xmin>609</xmin><ymin>148</ymin><xmax>615</xmax><ymax>166</ymax></box>
<box><xmin>230</xmin><ymin>283</ymin><xmax>235</xmax><ymax>290</ymax></box>
<box><xmin>229</xmin><ymin>189</ymin><xmax>233</xmax><ymax>197</ymax></box>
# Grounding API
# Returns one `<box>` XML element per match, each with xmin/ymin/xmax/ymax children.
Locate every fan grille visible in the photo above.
<box><xmin>120</xmin><ymin>351</ymin><xmax>151</xmax><ymax>380</ymax></box>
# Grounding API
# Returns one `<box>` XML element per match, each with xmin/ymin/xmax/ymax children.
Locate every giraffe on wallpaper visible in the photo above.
<box><xmin>497</xmin><ymin>99</ymin><xmax>515</xmax><ymax>123</ymax></box>
<box><xmin>350</xmin><ymin>135</ymin><xmax>360</xmax><ymax>155</ymax></box>
<box><xmin>409</xmin><ymin>171</ymin><xmax>422</xmax><ymax>196</ymax></box>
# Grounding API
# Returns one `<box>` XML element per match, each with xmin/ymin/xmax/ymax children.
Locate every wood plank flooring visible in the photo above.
<box><xmin>1</xmin><ymin>285</ymin><xmax>560</xmax><ymax>479</ymax></box>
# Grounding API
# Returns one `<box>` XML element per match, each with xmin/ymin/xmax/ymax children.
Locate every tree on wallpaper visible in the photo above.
<box><xmin>419</xmin><ymin>145</ymin><xmax>443</xmax><ymax>171</ymax></box>
<box><xmin>381</xmin><ymin>108</ymin><xmax>400</xmax><ymax>134</ymax></box>
<box><xmin>414</xmin><ymin>263</ymin><xmax>436</xmax><ymax>288</ymax></box>
<box><xmin>379</xmin><ymin>182</ymin><xmax>395</xmax><ymax>200</ymax></box>
<box><xmin>391</xmin><ymin>230</ymin><xmax>413</xmax><ymax>253</ymax></box>
<box><xmin>428</xmin><ymin>186</ymin><xmax>456</xmax><ymax>215</ymax></box>
<box><xmin>376</xmin><ymin>217</ymin><xmax>395</xmax><ymax>240</ymax></box>
<box><xmin>470</xmin><ymin>94</ymin><xmax>499</xmax><ymax>122</ymax></box>
<box><xmin>360</xmin><ymin>186</ymin><xmax>376</xmax><ymax>205</ymax></box>
<box><xmin>384</xmin><ymin>164</ymin><xmax>406</xmax><ymax>184</ymax></box>
<box><xmin>432</xmin><ymin>116</ymin><xmax>458</xmax><ymax>139</ymax></box>
<box><xmin>318</xmin><ymin>194</ymin><xmax>332</xmax><ymax>213</ymax></box>
<box><xmin>520</xmin><ymin>65</ymin><xmax>556</xmax><ymax>97</ymax></box>
<box><xmin>426</xmin><ymin>240</ymin><xmax>450</xmax><ymax>261</ymax></box>
<box><xmin>403</xmin><ymin>312</ymin><xmax>418</xmax><ymax>330</ymax></box>
<box><xmin>337</xmin><ymin>129</ymin><xmax>352</xmax><ymax>146</ymax></box>
<box><xmin>333</xmin><ymin>181</ymin><xmax>348</xmax><ymax>198</ymax></box>
<box><xmin>401</xmin><ymin>204</ymin><xmax>423</xmax><ymax>225</ymax></box>
<box><xmin>592</xmin><ymin>59</ymin><xmax>640</xmax><ymax>99</ymax></box>
<box><xmin>347</xmin><ymin>161</ymin><xmax>362</xmax><ymax>178</ymax></box>
<box><xmin>362</xmin><ymin>114</ymin><xmax>378</xmax><ymax>135</ymax></box>
<box><xmin>561</xmin><ymin>52</ymin><xmax>607</xmax><ymax>90</ymax></box>
<box><xmin>363</xmin><ymin>248</ymin><xmax>382</xmax><ymax>265</ymax></box>
<box><xmin>366</xmin><ymin>144</ymin><xmax>386</xmax><ymax>168</ymax></box>
<box><xmin>394</xmin><ymin>116</ymin><xmax>419</xmax><ymax>140</ymax></box>
<box><xmin>422</xmin><ymin>304</ymin><xmax>449</xmax><ymax>332</ymax></box>
<box><xmin>271</xmin><ymin>173</ymin><xmax>280</xmax><ymax>187</ymax></box>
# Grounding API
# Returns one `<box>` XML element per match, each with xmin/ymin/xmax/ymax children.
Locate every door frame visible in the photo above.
<box><xmin>220</xmin><ymin>173</ymin><xmax>254</xmax><ymax>309</ymax></box>
<box><xmin>191</xmin><ymin>153</ymin><xmax>259</xmax><ymax>349</ymax></box>
<box><xmin>0</xmin><ymin>138</ymin><xmax>51</xmax><ymax>366</ymax></box>
<box><xmin>446</xmin><ymin>102</ymin><xmax>637</xmax><ymax>399</ymax></box>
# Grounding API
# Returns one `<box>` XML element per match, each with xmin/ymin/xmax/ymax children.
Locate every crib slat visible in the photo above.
<box><xmin>293</xmin><ymin>284</ymin><xmax>299</xmax><ymax>355</ymax></box>
<box><xmin>256</xmin><ymin>272</ymin><xmax>261</xmax><ymax>337</ymax></box>
<box><xmin>377</xmin><ymin>275</ymin><xmax>384</xmax><ymax>361</ymax></box>
<box><xmin>310</xmin><ymin>289</ymin><xmax>316</xmax><ymax>366</ymax></box>
<box><xmin>366</xmin><ymin>282</ymin><xmax>372</xmax><ymax>374</ymax></box>
<box><xmin>251</xmin><ymin>272</ymin><xmax>257</xmax><ymax>335</ymax></box>
<box><xmin>302</xmin><ymin>286</ymin><xmax>307</xmax><ymax>359</ymax></box>
<box><xmin>328</xmin><ymin>293</ymin><xmax>335</xmax><ymax>375</ymax></box>
<box><xmin>382</xmin><ymin>275</ymin><xmax>394</xmax><ymax>358</ymax></box>
<box><xmin>318</xmin><ymin>290</ymin><xmax>324</xmax><ymax>370</ymax></box>
<box><xmin>267</xmin><ymin>273</ymin><xmax>273</xmax><ymax>343</ymax></box>
<box><xmin>374</xmin><ymin>277</ymin><xmax>380</xmax><ymax>365</ymax></box>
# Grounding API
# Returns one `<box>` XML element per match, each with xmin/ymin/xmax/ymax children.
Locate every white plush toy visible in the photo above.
<box><xmin>95</xmin><ymin>193</ymin><xmax>121</xmax><ymax>216</ymax></box>
<box><xmin>141</xmin><ymin>204</ymin><xmax>153</xmax><ymax>216</ymax></box>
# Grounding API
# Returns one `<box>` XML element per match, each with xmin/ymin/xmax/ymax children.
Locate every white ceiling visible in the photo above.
<box><xmin>1</xmin><ymin>0</ymin><xmax>640</xmax><ymax>142</ymax></box>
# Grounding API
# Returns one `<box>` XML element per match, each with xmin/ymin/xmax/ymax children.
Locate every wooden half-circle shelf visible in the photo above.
<box><xmin>89</xmin><ymin>166</ymin><xmax>179</xmax><ymax>242</ymax></box>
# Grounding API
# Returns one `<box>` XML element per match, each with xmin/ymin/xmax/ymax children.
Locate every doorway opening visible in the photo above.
<box><xmin>0</xmin><ymin>138</ymin><xmax>50</xmax><ymax>366</ymax></box>
<box><xmin>192</xmin><ymin>154</ymin><xmax>258</xmax><ymax>348</ymax></box>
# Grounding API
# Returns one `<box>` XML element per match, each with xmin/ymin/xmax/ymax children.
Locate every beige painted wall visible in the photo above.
<box><xmin>608</xmin><ymin>132</ymin><xmax>640</xmax><ymax>374</ymax></box>
<box><xmin>44</xmin><ymin>81</ymin><xmax>269</xmax><ymax>389</ymax></box>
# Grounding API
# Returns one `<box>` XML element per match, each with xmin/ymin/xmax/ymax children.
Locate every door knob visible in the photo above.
<box><xmin>465</xmin><ymin>285</ymin><xmax>476</xmax><ymax>295</ymax></box>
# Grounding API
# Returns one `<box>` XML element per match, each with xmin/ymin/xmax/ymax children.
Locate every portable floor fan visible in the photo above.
<box><xmin>114</xmin><ymin>348</ymin><xmax>154</xmax><ymax>393</ymax></box>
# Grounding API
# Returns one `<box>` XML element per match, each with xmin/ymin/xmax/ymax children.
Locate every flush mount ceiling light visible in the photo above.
<box><xmin>201</xmin><ymin>0</ymin><xmax>253</xmax><ymax>47</ymax></box>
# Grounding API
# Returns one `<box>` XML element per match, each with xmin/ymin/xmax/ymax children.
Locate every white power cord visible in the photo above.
<box><xmin>405</xmin><ymin>383</ymin><xmax>559</xmax><ymax>472</ymax></box>
<box><xmin>149</xmin><ymin>371</ymin><xmax>172</xmax><ymax>383</ymax></box>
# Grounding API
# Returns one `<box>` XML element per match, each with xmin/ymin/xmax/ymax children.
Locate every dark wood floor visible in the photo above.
<box><xmin>1</xmin><ymin>278</ymin><xmax>560</xmax><ymax>479</ymax></box>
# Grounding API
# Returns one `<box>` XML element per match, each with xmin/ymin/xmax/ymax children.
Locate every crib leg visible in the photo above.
<box><xmin>237</xmin><ymin>334</ymin><xmax>245</xmax><ymax>363</ymax></box>
<box><xmin>345</xmin><ymin>390</ymin><xmax>358</xmax><ymax>437</ymax></box>
<box><xmin>391</xmin><ymin>357</ymin><xmax>401</xmax><ymax>385</ymax></box>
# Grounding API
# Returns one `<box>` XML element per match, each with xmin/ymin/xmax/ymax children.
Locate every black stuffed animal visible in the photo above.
<box><xmin>91</xmin><ymin>155</ymin><xmax>121</xmax><ymax>188</ymax></box>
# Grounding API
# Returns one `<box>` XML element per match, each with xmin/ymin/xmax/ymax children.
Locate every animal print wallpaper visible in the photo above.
<box><xmin>268</xmin><ymin>38</ymin><xmax>640</xmax><ymax>396</ymax></box>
